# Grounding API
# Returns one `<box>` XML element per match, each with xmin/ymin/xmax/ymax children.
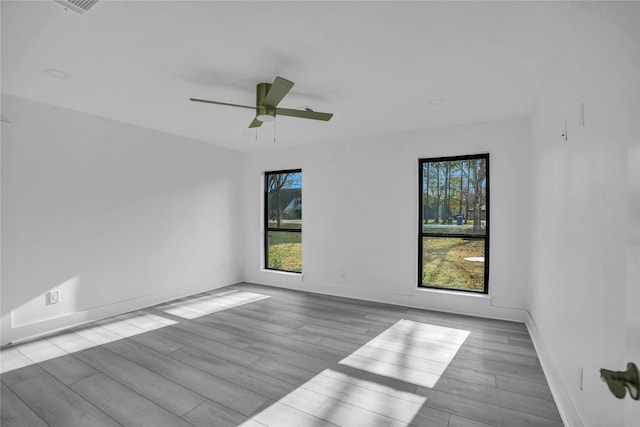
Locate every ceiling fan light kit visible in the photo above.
<box><xmin>256</xmin><ymin>110</ymin><xmax>276</xmax><ymax>122</ymax></box>
<box><xmin>190</xmin><ymin>76</ymin><xmax>333</xmax><ymax>131</ymax></box>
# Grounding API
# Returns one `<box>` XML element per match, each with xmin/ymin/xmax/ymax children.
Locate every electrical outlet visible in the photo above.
<box><xmin>46</xmin><ymin>290</ymin><xmax>60</xmax><ymax>305</ymax></box>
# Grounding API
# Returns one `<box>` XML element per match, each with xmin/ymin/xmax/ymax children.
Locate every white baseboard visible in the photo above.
<box><xmin>246</xmin><ymin>278</ymin><xmax>527</xmax><ymax>323</ymax></box>
<box><xmin>526</xmin><ymin>311</ymin><xmax>584</xmax><ymax>427</ymax></box>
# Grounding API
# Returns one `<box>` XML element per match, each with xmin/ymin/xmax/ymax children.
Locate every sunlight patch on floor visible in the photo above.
<box><xmin>239</xmin><ymin>320</ymin><xmax>468</xmax><ymax>426</ymax></box>
<box><xmin>1</xmin><ymin>290</ymin><xmax>269</xmax><ymax>374</ymax></box>
<box><xmin>0</xmin><ymin>312</ymin><xmax>178</xmax><ymax>374</ymax></box>
<box><xmin>339</xmin><ymin>319</ymin><xmax>470</xmax><ymax>388</ymax></box>
<box><xmin>159</xmin><ymin>290</ymin><xmax>271</xmax><ymax>319</ymax></box>
<box><xmin>241</xmin><ymin>368</ymin><xmax>427</xmax><ymax>427</ymax></box>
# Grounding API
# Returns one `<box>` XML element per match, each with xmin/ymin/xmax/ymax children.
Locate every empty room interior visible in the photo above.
<box><xmin>1</xmin><ymin>1</ymin><xmax>639</xmax><ymax>426</ymax></box>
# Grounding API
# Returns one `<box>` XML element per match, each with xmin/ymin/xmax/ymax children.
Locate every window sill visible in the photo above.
<box><xmin>415</xmin><ymin>287</ymin><xmax>491</xmax><ymax>299</ymax></box>
<box><xmin>260</xmin><ymin>269</ymin><xmax>302</xmax><ymax>276</ymax></box>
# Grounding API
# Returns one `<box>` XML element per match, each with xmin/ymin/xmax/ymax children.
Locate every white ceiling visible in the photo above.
<box><xmin>1</xmin><ymin>0</ymin><xmax>583</xmax><ymax>152</ymax></box>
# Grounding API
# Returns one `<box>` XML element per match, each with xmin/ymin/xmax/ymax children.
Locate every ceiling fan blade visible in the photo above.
<box><xmin>249</xmin><ymin>118</ymin><xmax>263</xmax><ymax>128</ymax></box>
<box><xmin>262</xmin><ymin>77</ymin><xmax>294</xmax><ymax>108</ymax></box>
<box><xmin>276</xmin><ymin>108</ymin><xmax>333</xmax><ymax>121</ymax></box>
<box><xmin>189</xmin><ymin>98</ymin><xmax>255</xmax><ymax>110</ymax></box>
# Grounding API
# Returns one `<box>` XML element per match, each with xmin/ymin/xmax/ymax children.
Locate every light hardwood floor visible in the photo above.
<box><xmin>1</xmin><ymin>283</ymin><xmax>562</xmax><ymax>427</ymax></box>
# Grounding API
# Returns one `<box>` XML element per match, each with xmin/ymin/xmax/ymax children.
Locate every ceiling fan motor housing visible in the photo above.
<box><xmin>256</xmin><ymin>82</ymin><xmax>275</xmax><ymax>122</ymax></box>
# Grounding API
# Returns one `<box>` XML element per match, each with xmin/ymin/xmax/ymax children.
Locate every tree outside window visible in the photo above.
<box><xmin>265</xmin><ymin>170</ymin><xmax>302</xmax><ymax>273</ymax></box>
<box><xmin>419</xmin><ymin>154</ymin><xmax>489</xmax><ymax>293</ymax></box>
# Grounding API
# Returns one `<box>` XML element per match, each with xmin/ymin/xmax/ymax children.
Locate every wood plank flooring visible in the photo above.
<box><xmin>1</xmin><ymin>283</ymin><xmax>562</xmax><ymax>427</ymax></box>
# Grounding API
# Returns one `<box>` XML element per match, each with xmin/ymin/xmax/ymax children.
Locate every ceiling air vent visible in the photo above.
<box><xmin>54</xmin><ymin>0</ymin><xmax>99</xmax><ymax>14</ymax></box>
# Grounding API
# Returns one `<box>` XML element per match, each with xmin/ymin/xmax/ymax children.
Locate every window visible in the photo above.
<box><xmin>419</xmin><ymin>154</ymin><xmax>489</xmax><ymax>293</ymax></box>
<box><xmin>265</xmin><ymin>169</ymin><xmax>302</xmax><ymax>273</ymax></box>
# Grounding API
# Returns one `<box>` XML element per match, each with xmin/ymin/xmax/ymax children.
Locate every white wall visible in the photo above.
<box><xmin>527</xmin><ymin>2</ymin><xmax>640</xmax><ymax>426</ymax></box>
<box><xmin>243</xmin><ymin>118</ymin><xmax>530</xmax><ymax>321</ymax></box>
<box><xmin>1</xmin><ymin>94</ymin><xmax>244</xmax><ymax>345</ymax></box>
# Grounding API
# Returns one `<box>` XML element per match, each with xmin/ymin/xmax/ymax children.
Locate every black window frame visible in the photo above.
<box><xmin>418</xmin><ymin>154</ymin><xmax>490</xmax><ymax>294</ymax></box>
<box><xmin>264</xmin><ymin>169</ymin><xmax>302</xmax><ymax>273</ymax></box>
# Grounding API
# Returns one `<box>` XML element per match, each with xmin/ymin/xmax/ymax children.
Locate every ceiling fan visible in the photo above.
<box><xmin>190</xmin><ymin>76</ymin><xmax>333</xmax><ymax>128</ymax></box>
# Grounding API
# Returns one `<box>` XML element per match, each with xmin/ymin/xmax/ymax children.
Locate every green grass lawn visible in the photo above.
<box><xmin>267</xmin><ymin>231</ymin><xmax>302</xmax><ymax>272</ymax></box>
<box><xmin>422</xmin><ymin>237</ymin><xmax>485</xmax><ymax>291</ymax></box>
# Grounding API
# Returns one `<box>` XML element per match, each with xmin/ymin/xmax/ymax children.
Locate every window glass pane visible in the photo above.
<box><xmin>267</xmin><ymin>231</ymin><xmax>302</xmax><ymax>272</ymax></box>
<box><xmin>421</xmin><ymin>237</ymin><xmax>485</xmax><ymax>292</ymax></box>
<box><xmin>267</xmin><ymin>171</ymin><xmax>302</xmax><ymax>230</ymax></box>
<box><xmin>421</xmin><ymin>158</ymin><xmax>487</xmax><ymax>236</ymax></box>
